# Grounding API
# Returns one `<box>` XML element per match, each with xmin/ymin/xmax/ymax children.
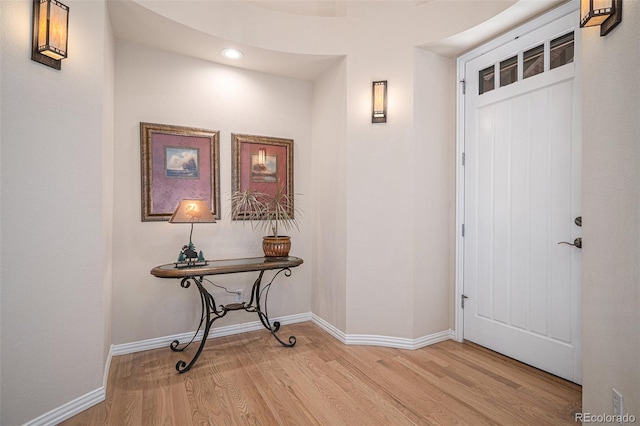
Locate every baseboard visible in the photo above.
<box><xmin>310</xmin><ymin>313</ymin><xmax>348</xmax><ymax>343</ymax></box>
<box><xmin>24</xmin><ymin>387</ymin><xmax>105</xmax><ymax>426</ymax></box>
<box><xmin>413</xmin><ymin>329</ymin><xmax>457</xmax><ymax>348</ymax></box>
<box><xmin>311</xmin><ymin>313</ymin><xmax>455</xmax><ymax>350</ymax></box>
<box><xmin>112</xmin><ymin>311</ymin><xmax>313</xmax><ymax>355</ymax></box>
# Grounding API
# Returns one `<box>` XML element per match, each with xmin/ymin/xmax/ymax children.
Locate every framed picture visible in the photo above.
<box><xmin>140</xmin><ymin>122</ymin><xmax>220</xmax><ymax>221</ymax></box>
<box><xmin>232</xmin><ymin>133</ymin><xmax>294</xmax><ymax>219</ymax></box>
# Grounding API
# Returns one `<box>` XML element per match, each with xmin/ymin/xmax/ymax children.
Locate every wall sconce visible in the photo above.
<box><xmin>372</xmin><ymin>80</ymin><xmax>387</xmax><ymax>123</ymax></box>
<box><xmin>31</xmin><ymin>0</ymin><xmax>69</xmax><ymax>70</ymax></box>
<box><xmin>580</xmin><ymin>0</ymin><xmax>622</xmax><ymax>36</ymax></box>
<box><xmin>169</xmin><ymin>199</ymin><xmax>216</xmax><ymax>268</ymax></box>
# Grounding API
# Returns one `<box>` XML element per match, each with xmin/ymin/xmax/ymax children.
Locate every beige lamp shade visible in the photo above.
<box><xmin>169</xmin><ymin>199</ymin><xmax>216</xmax><ymax>224</ymax></box>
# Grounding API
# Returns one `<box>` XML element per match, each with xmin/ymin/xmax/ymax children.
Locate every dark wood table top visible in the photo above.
<box><xmin>151</xmin><ymin>256</ymin><xmax>303</xmax><ymax>278</ymax></box>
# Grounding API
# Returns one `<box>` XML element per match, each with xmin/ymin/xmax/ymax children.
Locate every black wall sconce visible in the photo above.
<box><xmin>31</xmin><ymin>0</ymin><xmax>69</xmax><ymax>70</ymax></box>
<box><xmin>580</xmin><ymin>0</ymin><xmax>622</xmax><ymax>36</ymax></box>
<box><xmin>372</xmin><ymin>81</ymin><xmax>387</xmax><ymax>123</ymax></box>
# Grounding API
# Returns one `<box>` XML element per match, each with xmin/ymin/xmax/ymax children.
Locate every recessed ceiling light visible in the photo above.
<box><xmin>221</xmin><ymin>48</ymin><xmax>244</xmax><ymax>60</ymax></box>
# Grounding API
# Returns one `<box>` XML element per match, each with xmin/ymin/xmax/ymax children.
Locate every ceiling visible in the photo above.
<box><xmin>108</xmin><ymin>0</ymin><xmax>344</xmax><ymax>80</ymax></box>
<box><xmin>108</xmin><ymin>0</ymin><xmax>567</xmax><ymax>81</ymax></box>
<box><xmin>421</xmin><ymin>0</ymin><xmax>567</xmax><ymax>56</ymax></box>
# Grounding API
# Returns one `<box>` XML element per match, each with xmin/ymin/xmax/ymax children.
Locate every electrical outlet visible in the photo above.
<box><xmin>613</xmin><ymin>388</ymin><xmax>623</xmax><ymax>418</ymax></box>
<box><xmin>235</xmin><ymin>289</ymin><xmax>244</xmax><ymax>303</ymax></box>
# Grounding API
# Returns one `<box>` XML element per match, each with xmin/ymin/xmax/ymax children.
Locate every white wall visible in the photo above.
<box><xmin>102</xmin><ymin>1</ymin><xmax>115</xmax><ymax>366</ymax></box>
<box><xmin>0</xmin><ymin>0</ymin><xmax>113</xmax><ymax>424</ymax></box>
<box><xmin>341</xmin><ymin>37</ymin><xmax>455</xmax><ymax>339</ymax></box>
<box><xmin>344</xmin><ymin>41</ymin><xmax>418</xmax><ymax>338</ymax></box>
<box><xmin>112</xmin><ymin>42</ymin><xmax>313</xmax><ymax>345</ymax></box>
<box><xmin>311</xmin><ymin>58</ymin><xmax>348</xmax><ymax>330</ymax></box>
<box><xmin>413</xmin><ymin>48</ymin><xmax>456</xmax><ymax>337</ymax></box>
<box><xmin>581</xmin><ymin>1</ymin><xmax>640</xmax><ymax>417</ymax></box>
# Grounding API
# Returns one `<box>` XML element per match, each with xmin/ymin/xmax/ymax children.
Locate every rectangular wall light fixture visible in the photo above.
<box><xmin>580</xmin><ymin>0</ymin><xmax>622</xmax><ymax>36</ymax></box>
<box><xmin>372</xmin><ymin>80</ymin><xmax>387</xmax><ymax>123</ymax></box>
<box><xmin>32</xmin><ymin>0</ymin><xmax>69</xmax><ymax>69</ymax></box>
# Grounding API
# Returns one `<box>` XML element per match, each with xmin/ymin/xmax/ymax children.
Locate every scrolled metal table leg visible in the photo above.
<box><xmin>247</xmin><ymin>268</ymin><xmax>296</xmax><ymax>347</ymax></box>
<box><xmin>172</xmin><ymin>276</ymin><xmax>227</xmax><ymax>373</ymax></box>
<box><xmin>169</xmin><ymin>277</ymin><xmax>207</xmax><ymax>353</ymax></box>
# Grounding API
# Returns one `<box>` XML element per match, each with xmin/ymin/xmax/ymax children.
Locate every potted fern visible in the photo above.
<box><xmin>230</xmin><ymin>185</ymin><xmax>301</xmax><ymax>257</ymax></box>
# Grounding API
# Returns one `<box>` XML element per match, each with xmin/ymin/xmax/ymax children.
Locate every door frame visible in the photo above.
<box><xmin>454</xmin><ymin>0</ymin><xmax>580</xmax><ymax>342</ymax></box>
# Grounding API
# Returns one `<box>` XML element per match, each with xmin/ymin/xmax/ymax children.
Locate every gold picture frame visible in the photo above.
<box><xmin>231</xmin><ymin>133</ymin><xmax>294</xmax><ymax>219</ymax></box>
<box><xmin>140</xmin><ymin>122</ymin><xmax>220</xmax><ymax>221</ymax></box>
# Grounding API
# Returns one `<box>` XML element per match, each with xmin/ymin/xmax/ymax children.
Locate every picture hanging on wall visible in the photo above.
<box><xmin>231</xmin><ymin>133</ymin><xmax>294</xmax><ymax>219</ymax></box>
<box><xmin>140</xmin><ymin>122</ymin><xmax>220</xmax><ymax>221</ymax></box>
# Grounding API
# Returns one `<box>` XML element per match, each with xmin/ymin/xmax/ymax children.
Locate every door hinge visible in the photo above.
<box><xmin>460</xmin><ymin>79</ymin><xmax>466</xmax><ymax>95</ymax></box>
<box><xmin>462</xmin><ymin>224</ymin><xmax>465</xmax><ymax>237</ymax></box>
<box><xmin>461</xmin><ymin>294</ymin><xmax>469</xmax><ymax>308</ymax></box>
<box><xmin>462</xmin><ymin>152</ymin><xmax>465</xmax><ymax>166</ymax></box>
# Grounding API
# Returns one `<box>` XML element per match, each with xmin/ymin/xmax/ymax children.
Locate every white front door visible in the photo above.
<box><xmin>462</xmin><ymin>11</ymin><xmax>582</xmax><ymax>383</ymax></box>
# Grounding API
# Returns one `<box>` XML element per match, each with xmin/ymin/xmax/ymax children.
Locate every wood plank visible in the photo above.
<box><xmin>60</xmin><ymin>322</ymin><xmax>581</xmax><ymax>425</ymax></box>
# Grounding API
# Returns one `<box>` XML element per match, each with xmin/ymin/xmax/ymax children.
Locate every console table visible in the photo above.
<box><xmin>150</xmin><ymin>256</ymin><xmax>303</xmax><ymax>373</ymax></box>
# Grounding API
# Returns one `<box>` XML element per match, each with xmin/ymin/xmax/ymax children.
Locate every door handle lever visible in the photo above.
<box><xmin>558</xmin><ymin>237</ymin><xmax>582</xmax><ymax>249</ymax></box>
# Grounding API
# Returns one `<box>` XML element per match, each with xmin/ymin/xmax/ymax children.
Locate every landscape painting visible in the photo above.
<box><xmin>165</xmin><ymin>147</ymin><xmax>200</xmax><ymax>179</ymax></box>
<box><xmin>250</xmin><ymin>152</ymin><xmax>277</xmax><ymax>183</ymax></box>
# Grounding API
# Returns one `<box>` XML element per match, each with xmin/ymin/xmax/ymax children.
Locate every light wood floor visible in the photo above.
<box><xmin>61</xmin><ymin>322</ymin><xmax>581</xmax><ymax>425</ymax></box>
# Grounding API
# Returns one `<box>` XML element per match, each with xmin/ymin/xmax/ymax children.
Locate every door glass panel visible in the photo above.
<box><xmin>550</xmin><ymin>32</ymin><xmax>574</xmax><ymax>70</ymax></box>
<box><xmin>500</xmin><ymin>56</ymin><xmax>518</xmax><ymax>87</ymax></box>
<box><xmin>523</xmin><ymin>45</ymin><xmax>544</xmax><ymax>79</ymax></box>
<box><xmin>479</xmin><ymin>65</ymin><xmax>495</xmax><ymax>95</ymax></box>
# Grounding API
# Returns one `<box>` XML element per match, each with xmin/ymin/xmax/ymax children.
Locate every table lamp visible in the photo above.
<box><xmin>169</xmin><ymin>199</ymin><xmax>216</xmax><ymax>267</ymax></box>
